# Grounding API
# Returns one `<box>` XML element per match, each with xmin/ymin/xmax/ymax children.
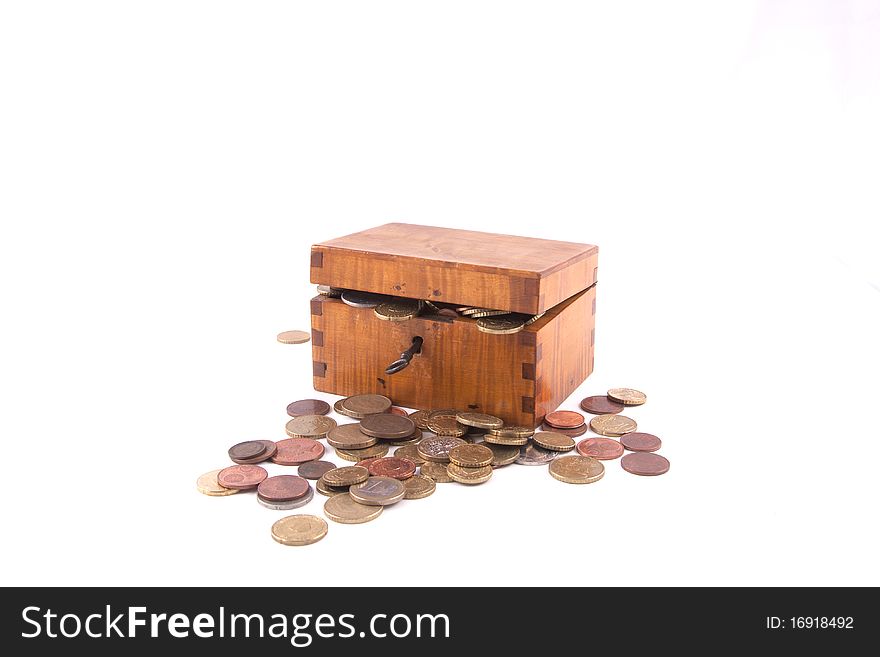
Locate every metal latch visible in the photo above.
<box><xmin>385</xmin><ymin>336</ymin><xmax>424</xmax><ymax>375</ymax></box>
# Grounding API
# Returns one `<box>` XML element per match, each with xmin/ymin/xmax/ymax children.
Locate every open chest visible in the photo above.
<box><xmin>309</xmin><ymin>223</ymin><xmax>598</xmax><ymax>427</ymax></box>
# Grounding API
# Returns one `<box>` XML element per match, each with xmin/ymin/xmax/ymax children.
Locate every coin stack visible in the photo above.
<box><xmin>197</xmin><ymin>386</ymin><xmax>669</xmax><ymax>546</ymax></box>
<box><xmin>326</xmin><ymin>285</ymin><xmax>545</xmax><ymax>333</ymax></box>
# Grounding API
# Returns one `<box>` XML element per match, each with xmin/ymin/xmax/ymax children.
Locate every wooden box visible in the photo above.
<box><xmin>309</xmin><ymin>223</ymin><xmax>598</xmax><ymax>427</ymax></box>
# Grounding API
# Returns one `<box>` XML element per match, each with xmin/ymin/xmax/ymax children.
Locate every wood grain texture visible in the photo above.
<box><xmin>311</xmin><ymin>285</ymin><xmax>595</xmax><ymax>427</ymax></box>
<box><xmin>311</xmin><ymin>223</ymin><xmax>597</xmax><ymax>315</ymax></box>
<box><xmin>533</xmin><ymin>285</ymin><xmax>596</xmax><ymax>424</ymax></box>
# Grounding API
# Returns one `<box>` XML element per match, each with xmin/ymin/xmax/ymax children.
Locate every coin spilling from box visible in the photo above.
<box><xmin>198</xmin><ymin>225</ymin><xmax>670</xmax><ymax>544</ymax></box>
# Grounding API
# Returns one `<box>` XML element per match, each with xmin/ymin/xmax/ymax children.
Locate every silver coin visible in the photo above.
<box><xmin>515</xmin><ymin>443</ymin><xmax>558</xmax><ymax>466</ymax></box>
<box><xmin>257</xmin><ymin>486</ymin><xmax>315</xmax><ymax>510</ymax></box>
<box><xmin>417</xmin><ymin>435</ymin><xmax>467</xmax><ymax>462</ymax></box>
<box><xmin>348</xmin><ymin>476</ymin><xmax>406</xmax><ymax>506</ymax></box>
<box><xmin>340</xmin><ymin>290</ymin><xmax>390</xmax><ymax>308</ymax></box>
<box><xmin>317</xmin><ymin>285</ymin><xmax>343</xmax><ymax>297</ymax></box>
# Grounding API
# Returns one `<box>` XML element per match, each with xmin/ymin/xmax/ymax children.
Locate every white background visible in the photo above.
<box><xmin>1</xmin><ymin>1</ymin><xmax>878</xmax><ymax>587</ymax></box>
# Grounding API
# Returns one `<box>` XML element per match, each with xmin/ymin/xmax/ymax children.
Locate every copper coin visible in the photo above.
<box><xmin>230</xmin><ymin>440</ymin><xmax>277</xmax><ymax>465</ymax></box>
<box><xmin>368</xmin><ymin>457</ymin><xmax>417</xmax><ymax>480</ymax></box>
<box><xmin>579</xmin><ymin>395</ymin><xmax>625</xmax><ymax>415</ymax></box>
<box><xmin>544</xmin><ymin>410</ymin><xmax>585</xmax><ymax>429</ymax></box>
<box><xmin>327</xmin><ymin>423</ymin><xmax>378</xmax><ymax>449</ymax></box>
<box><xmin>576</xmin><ymin>437</ymin><xmax>624</xmax><ymax>460</ymax></box>
<box><xmin>335</xmin><ymin>443</ymin><xmax>389</xmax><ymax>462</ymax></box>
<box><xmin>607</xmin><ymin>387</ymin><xmax>647</xmax><ymax>406</ymax></box>
<box><xmin>589</xmin><ymin>414</ymin><xmax>637</xmax><ymax>437</ymax></box>
<box><xmin>285</xmin><ymin>415</ymin><xmax>337</xmax><ymax>438</ymax></box>
<box><xmin>276</xmin><ymin>330</ymin><xmax>310</xmax><ymax>344</ymax></box>
<box><xmin>257</xmin><ymin>475</ymin><xmax>310</xmax><ymax>502</ymax></box>
<box><xmin>217</xmin><ymin>464</ymin><xmax>268</xmax><ymax>490</ymax></box>
<box><xmin>286</xmin><ymin>399</ymin><xmax>331</xmax><ymax>418</ymax></box>
<box><xmin>321</xmin><ymin>465</ymin><xmax>370</xmax><ymax>488</ymax></box>
<box><xmin>272</xmin><ymin>438</ymin><xmax>325</xmax><ymax>465</ymax></box>
<box><xmin>360</xmin><ymin>413</ymin><xmax>416</xmax><ymax>439</ymax></box>
<box><xmin>334</xmin><ymin>399</ymin><xmax>351</xmax><ymax>416</ymax></box>
<box><xmin>340</xmin><ymin>394</ymin><xmax>392</xmax><ymax>417</ymax></box>
<box><xmin>297</xmin><ymin>460</ymin><xmax>337</xmax><ymax>480</ymax></box>
<box><xmin>621</xmin><ymin>452</ymin><xmax>670</xmax><ymax>476</ymax></box>
<box><xmin>541</xmin><ymin>422</ymin><xmax>588</xmax><ymax>438</ymax></box>
<box><xmin>393</xmin><ymin>444</ymin><xmax>426</xmax><ymax>466</ymax></box>
<box><xmin>620</xmin><ymin>432</ymin><xmax>662</xmax><ymax>452</ymax></box>
<box><xmin>228</xmin><ymin>440</ymin><xmax>266</xmax><ymax>462</ymax></box>
<box><xmin>389</xmin><ymin>406</ymin><xmax>409</xmax><ymax>417</ymax></box>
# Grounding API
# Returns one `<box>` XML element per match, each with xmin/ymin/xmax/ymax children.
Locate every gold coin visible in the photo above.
<box><xmin>408</xmin><ymin>410</ymin><xmax>432</xmax><ymax>430</ymax></box>
<box><xmin>532</xmin><ymin>431</ymin><xmax>576</xmax><ymax>452</ymax></box>
<box><xmin>276</xmin><ymin>330</ymin><xmax>311</xmax><ymax>344</ymax></box>
<box><xmin>589</xmin><ymin>414</ymin><xmax>637</xmax><ymax>437</ymax></box>
<box><xmin>321</xmin><ymin>465</ymin><xmax>369</xmax><ymax>487</ymax></box>
<box><xmin>484</xmin><ymin>426</ymin><xmax>532</xmax><ymax>446</ymax></box>
<box><xmin>455</xmin><ymin>412</ymin><xmax>504</xmax><ymax>429</ymax></box>
<box><xmin>548</xmin><ymin>455</ymin><xmax>605</xmax><ymax>484</ymax></box>
<box><xmin>335</xmin><ymin>443</ymin><xmax>389</xmax><ymax>462</ymax></box>
<box><xmin>196</xmin><ymin>469</ymin><xmax>239</xmax><ymax>497</ymax></box>
<box><xmin>420</xmin><ymin>461</ymin><xmax>454</xmax><ymax>483</ymax></box>
<box><xmin>448</xmin><ymin>444</ymin><xmax>494</xmax><ymax>468</ymax></box>
<box><xmin>426</xmin><ymin>417</ymin><xmax>467</xmax><ymax>437</ymax></box>
<box><xmin>461</xmin><ymin>307</ymin><xmax>506</xmax><ymax>317</ymax></box>
<box><xmin>467</xmin><ymin>309</ymin><xmax>511</xmax><ymax>318</ymax></box>
<box><xmin>394</xmin><ymin>444</ymin><xmax>426</xmax><ymax>466</ymax></box>
<box><xmin>326</xmin><ymin>423</ymin><xmax>377</xmax><ymax>449</ymax></box>
<box><xmin>485</xmin><ymin>443</ymin><xmax>520</xmax><ymax>467</ymax></box>
<box><xmin>607</xmin><ymin>388</ymin><xmax>647</xmax><ymax>406</ymax></box>
<box><xmin>374</xmin><ymin>299</ymin><xmax>423</xmax><ymax>322</ymax></box>
<box><xmin>489</xmin><ymin>425</ymin><xmax>535</xmax><ymax>437</ymax></box>
<box><xmin>285</xmin><ymin>415</ymin><xmax>337</xmax><ymax>438</ymax></box>
<box><xmin>475</xmin><ymin>316</ymin><xmax>526</xmax><ymax>335</ymax></box>
<box><xmin>323</xmin><ymin>493</ymin><xmax>383</xmax><ymax>524</ymax></box>
<box><xmin>316</xmin><ymin>478</ymin><xmax>348</xmax><ymax>497</ymax></box>
<box><xmin>403</xmin><ymin>474</ymin><xmax>436</xmax><ymax>499</ymax></box>
<box><xmin>340</xmin><ymin>394</ymin><xmax>393</xmax><ymax>418</ymax></box>
<box><xmin>446</xmin><ymin>463</ymin><xmax>493</xmax><ymax>485</ymax></box>
<box><xmin>429</xmin><ymin>409</ymin><xmax>459</xmax><ymax>419</ymax></box>
<box><xmin>271</xmin><ymin>514</ymin><xmax>328</xmax><ymax>546</ymax></box>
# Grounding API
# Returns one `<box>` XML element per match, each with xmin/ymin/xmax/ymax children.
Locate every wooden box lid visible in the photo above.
<box><xmin>310</xmin><ymin>223</ymin><xmax>598</xmax><ymax>315</ymax></box>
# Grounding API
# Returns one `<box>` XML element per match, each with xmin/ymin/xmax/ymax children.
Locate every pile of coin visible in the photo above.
<box><xmin>197</xmin><ymin>386</ymin><xmax>669</xmax><ymax>546</ymax></box>
<box><xmin>319</xmin><ymin>285</ymin><xmax>545</xmax><ymax>333</ymax></box>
